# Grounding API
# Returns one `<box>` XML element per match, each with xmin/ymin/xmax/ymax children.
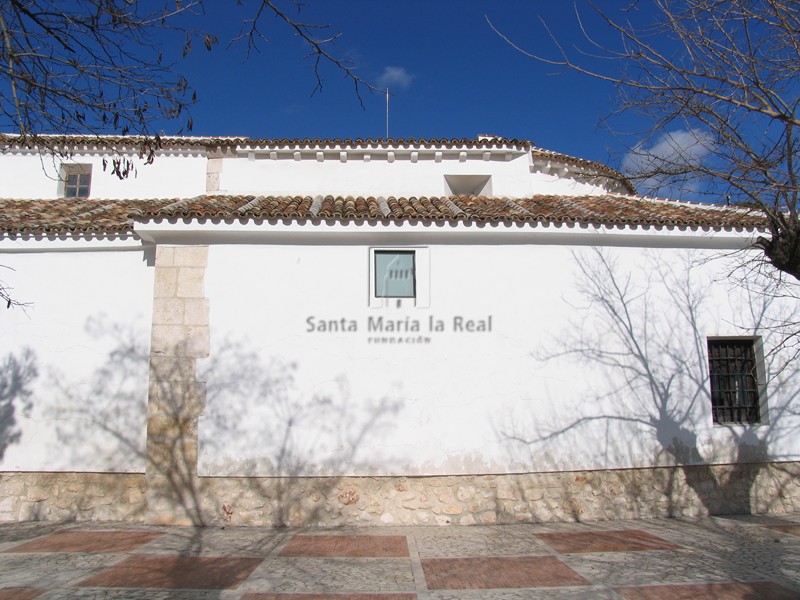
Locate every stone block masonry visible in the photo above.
<box><xmin>145</xmin><ymin>245</ymin><xmax>210</xmax><ymax>526</ymax></box>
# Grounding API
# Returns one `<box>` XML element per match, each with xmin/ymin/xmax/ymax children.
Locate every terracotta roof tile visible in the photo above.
<box><xmin>241</xmin><ymin>137</ymin><xmax>530</xmax><ymax>148</ymax></box>
<box><xmin>0</xmin><ymin>195</ymin><xmax>765</xmax><ymax>237</ymax></box>
<box><xmin>0</xmin><ymin>134</ymin><xmax>246</xmax><ymax>150</ymax></box>
<box><xmin>0</xmin><ymin>134</ymin><xmax>528</xmax><ymax>151</ymax></box>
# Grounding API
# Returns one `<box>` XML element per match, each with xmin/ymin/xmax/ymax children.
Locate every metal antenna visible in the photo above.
<box><xmin>385</xmin><ymin>88</ymin><xmax>390</xmax><ymax>139</ymax></box>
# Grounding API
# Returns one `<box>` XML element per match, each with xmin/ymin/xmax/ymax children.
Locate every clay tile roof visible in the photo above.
<box><xmin>0</xmin><ymin>134</ymin><xmax>528</xmax><ymax>151</ymax></box>
<box><xmin>0</xmin><ymin>133</ymin><xmax>247</xmax><ymax>149</ymax></box>
<box><xmin>240</xmin><ymin>137</ymin><xmax>530</xmax><ymax>149</ymax></box>
<box><xmin>0</xmin><ymin>195</ymin><xmax>766</xmax><ymax>237</ymax></box>
<box><xmin>0</xmin><ymin>198</ymin><xmax>172</xmax><ymax>236</ymax></box>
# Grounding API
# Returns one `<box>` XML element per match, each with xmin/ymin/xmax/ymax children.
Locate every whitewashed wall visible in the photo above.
<box><xmin>0</xmin><ymin>144</ymin><xmax>616</xmax><ymax>200</ymax></box>
<box><xmin>0</xmin><ymin>151</ymin><xmax>207</xmax><ymax>199</ymax></box>
<box><xmin>528</xmin><ymin>170</ymin><xmax>618</xmax><ymax>196</ymax></box>
<box><xmin>217</xmin><ymin>151</ymin><xmax>612</xmax><ymax>198</ymax></box>
<box><xmin>0</xmin><ymin>246</ymin><xmax>153</xmax><ymax>472</ymax></box>
<box><xmin>218</xmin><ymin>151</ymin><xmax>532</xmax><ymax>198</ymax></box>
<box><xmin>198</xmin><ymin>242</ymin><xmax>800</xmax><ymax>477</ymax></box>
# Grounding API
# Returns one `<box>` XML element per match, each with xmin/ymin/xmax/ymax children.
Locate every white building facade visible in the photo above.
<box><xmin>1</xmin><ymin>135</ymin><xmax>798</xmax><ymax>526</ymax></box>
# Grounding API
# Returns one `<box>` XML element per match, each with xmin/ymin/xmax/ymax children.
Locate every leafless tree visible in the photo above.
<box><xmin>489</xmin><ymin>1</ymin><xmax>800</xmax><ymax>280</ymax></box>
<box><xmin>0</xmin><ymin>0</ymin><xmax>377</xmax><ymax>175</ymax></box>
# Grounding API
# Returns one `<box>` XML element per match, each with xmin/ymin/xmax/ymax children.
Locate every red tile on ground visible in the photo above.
<box><xmin>3</xmin><ymin>531</ymin><xmax>163</xmax><ymax>554</ymax></box>
<box><xmin>614</xmin><ymin>581</ymin><xmax>800</xmax><ymax>599</ymax></box>
<box><xmin>279</xmin><ymin>535</ymin><xmax>409</xmax><ymax>558</ymax></box>
<box><xmin>421</xmin><ymin>556</ymin><xmax>588</xmax><ymax>589</ymax></box>
<box><xmin>763</xmin><ymin>524</ymin><xmax>800</xmax><ymax>537</ymax></box>
<box><xmin>241</xmin><ymin>595</ymin><xmax>417</xmax><ymax>600</ymax></box>
<box><xmin>536</xmin><ymin>530</ymin><xmax>682</xmax><ymax>554</ymax></box>
<box><xmin>0</xmin><ymin>590</ymin><xmax>46</xmax><ymax>600</ymax></box>
<box><xmin>77</xmin><ymin>555</ymin><xmax>263</xmax><ymax>590</ymax></box>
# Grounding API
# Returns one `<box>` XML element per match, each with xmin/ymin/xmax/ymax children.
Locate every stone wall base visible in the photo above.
<box><xmin>196</xmin><ymin>461</ymin><xmax>800</xmax><ymax>527</ymax></box>
<box><xmin>2</xmin><ymin>462</ymin><xmax>799</xmax><ymax>526</ymax></box>
<box><xmin>0</xmin><ymin>472</ymin><xmax>146</xmax><ymax>522</ymax></box>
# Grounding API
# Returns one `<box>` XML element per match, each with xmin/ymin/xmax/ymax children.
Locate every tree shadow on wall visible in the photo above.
<box><xmin>196</xmin><ymin>336</ymin><xmax>406</xmax><ymax>527</ymax></box>
<box><xmin>0</xmin><ymin>348</ymin><xmax>37</xmax><ymax>461</ymax></box>
<box><xmin>497</xmin><ymin>248</ymin><xmax>800</xmax><ymax>520</ymax></box>
<box><xmin>51</xmin><ymin>319</ymin><xmax>405</xmax><ymax>529</ymax></box>
<box><xmin>51</xmin><ymin>316</ymin><xmax>149</xmax><ymax>471</ymax></box>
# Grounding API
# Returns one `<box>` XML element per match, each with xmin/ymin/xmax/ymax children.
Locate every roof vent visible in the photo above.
<box><xmin>444</xmin><ymin>175</ymin><xmax>492</xmax><ymax>196</ymax></box>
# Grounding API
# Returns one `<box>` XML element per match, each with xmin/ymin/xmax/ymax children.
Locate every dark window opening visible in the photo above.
<box><xmin>707</xmin><ymin>339</ymin><xmax>761</xmax><ymax>424</ymax></box>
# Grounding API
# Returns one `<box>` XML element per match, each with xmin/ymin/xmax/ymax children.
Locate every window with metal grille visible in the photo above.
<box><xmin>707</xmin><ymin>338</ymin><xmax>761</xmax><ymax>424</ymax></box>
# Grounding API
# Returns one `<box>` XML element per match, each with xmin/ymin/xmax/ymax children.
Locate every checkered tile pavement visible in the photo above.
<box><xmin>1</xmin><ymin>515</ymin><xmax>799</xmax><ymax>599</ymax></box>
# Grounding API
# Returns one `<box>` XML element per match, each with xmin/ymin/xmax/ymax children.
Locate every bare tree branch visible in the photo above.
<box><xmin>0</xmin><ymin>264</ymin><xmax>27</xmax><ymax>310</ymax></box>
<box><xmin>490</xmin><ymin>0</ymin><xmax>800</xmax><ymax>280</ymax></box>
<box><xmin>0</xmin><ymin>1</ymin><xmax>376</xmax><ymax>308</ymax></box>
<box><xmin>230</xmin><ymin>1</ymin><xmax>380</xmax><ymax>106</ymax></box>
<box><xmin>0</xmin><ymin>1</ymin><xmax>376</xmax><ymax>172</ymax></box>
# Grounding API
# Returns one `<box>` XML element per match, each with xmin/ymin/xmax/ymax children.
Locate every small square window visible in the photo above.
<box><xmin>61</xmin><ymin>165</ymin><xmax>92</xmax><ymax>198</ymax></box>
<box><xmin>375</xmin><ymin>251</ymin><xmax>416</xmax><ymax>298</ymax></box>
<box><xmin>707</xmin><ymin>338</ymin><xmax>761</xmax><ymax>424</ymax></box>
<box><xmin>369</xmin><ymin>247</ymin><xmax>429</xmax><ymax>308</ymax></box>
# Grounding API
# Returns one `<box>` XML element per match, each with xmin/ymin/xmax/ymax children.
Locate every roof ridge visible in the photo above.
<box><xmin>237</xmin><ymin>195</ymin><xmax>264</xmax><ymax>214</ymax></box>
<box><xmin>0</xmin><ymin>133</ymin><xmax>532</xmax><ymax>149</ymax></box>
<box><xmin>502</xmin><ymin>197</ymin><xmax>534</xmax><ymax>218</ymax></box>
<box><xmin>443</xmin><ymin>197</ymin><xmax>468</xmax><ymax>217</ymax></box>
<box><xmin>156</xmin><ymin>196</ymin><xmax>202</xmax><ymax>213</ymax></box>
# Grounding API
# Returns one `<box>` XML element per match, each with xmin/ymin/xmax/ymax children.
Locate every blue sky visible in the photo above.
<box><xmin>177</xmin><ymin>1</ymin><xmax>657</xmax><ymax>173</ymax></box>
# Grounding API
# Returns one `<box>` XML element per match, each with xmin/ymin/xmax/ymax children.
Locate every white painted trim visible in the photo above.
<box><xmin>134</xmin><ymin>219</ymin><xmax>759</xmax><ymax>249</ymax></box>
<box><xmin>0</xmin><ymin>236</ymin><xmax>149</xmax><ymax>252</ymax></box>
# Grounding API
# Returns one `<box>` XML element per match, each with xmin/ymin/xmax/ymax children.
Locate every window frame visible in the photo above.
<box><xmin>374</xmin><ymin>250</ymin><xmax>416</xmax><ymax>299</ymax></box>
<box><xmin>59</xmin><ymin>164</ymin><xmax>92</xmax><ymax>198</ymax></box>
<box><xmin>707</xmin><ymin>336</ymin><xmax>766</xmax><ymax>425</ymax></box>
<box><xmin>368</xmin><ymin>247</ymin><xmax>430</xmax><ymax>308</ymax></box>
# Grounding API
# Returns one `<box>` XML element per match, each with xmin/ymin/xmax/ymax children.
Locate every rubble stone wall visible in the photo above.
<box><xmin>0</xmin><ymin>472</ymin><xmax>146</xmax><ymax>522</ymax></box>
<box><xmin>198</xmin><ymin>462</ymin><xmax>800</xmax><ymax>526</ymax></box>
<box><xmin>0</xmin><ymin>463</ymin><xmax>797</xmax><ymax>525</ymax></box>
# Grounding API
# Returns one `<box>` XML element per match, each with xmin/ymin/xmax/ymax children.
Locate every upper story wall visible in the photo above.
<box><xmin>212</xmin><ymin>145</ymin><xmax>617</xmax><ymax>198</ymax></box>
<box><xmin>212</xmin><ymin>141</ymin><xmax>627</xmax><ymax>198</ymax></box>
<box><xmin>0</xmin><ymin>137</ymin><xmax>630</xmax><ymax>200</ymax></box>
<box><xmin>0</xmin><ymin>148</ymin><xmax>208</xmax><ymax>199</ymax></box>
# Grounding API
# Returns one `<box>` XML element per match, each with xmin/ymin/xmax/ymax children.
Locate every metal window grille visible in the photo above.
<box><xmin>65</xmin><ymin>172</ymin><xmax>91</xmax><ymax>198</ymax></box>
<box><xmin>707</xmin><ymin>339</ymin><xmax>760</xmax><ymax>424</ymax></box>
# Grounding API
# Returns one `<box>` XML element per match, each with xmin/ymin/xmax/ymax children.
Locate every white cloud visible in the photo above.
<box><xmin>622</xmin><ymin>128</ymin><xmax>716</xmax><ymax>199</ymax></box>
<box><xmin>376</xmin><ymin>66</ymin><xmax>415</xmax><ymax>90</ymax></box>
